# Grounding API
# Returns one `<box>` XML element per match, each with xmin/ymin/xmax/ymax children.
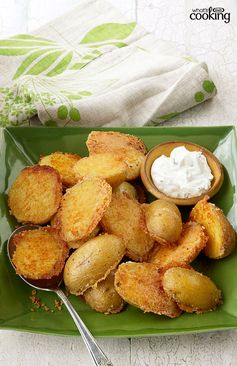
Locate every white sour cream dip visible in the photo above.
<box><xmin>151</xmin><ymin>146</ymin><xmax>213</xmax><ymax>198</ymax></box>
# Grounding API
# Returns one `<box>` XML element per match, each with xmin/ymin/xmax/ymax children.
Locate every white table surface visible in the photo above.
<box><xmin>0</xmin><ymin>1</ymin><xmax>237</xmax><ymax>365</ymax></box>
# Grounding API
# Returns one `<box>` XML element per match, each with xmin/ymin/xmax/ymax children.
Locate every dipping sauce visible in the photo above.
<box><xmin>151</xmin><ymin>146</ymin><xmax>213</xmax><ymax>199</ymax></box>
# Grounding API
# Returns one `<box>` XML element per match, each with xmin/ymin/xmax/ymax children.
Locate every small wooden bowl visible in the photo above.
<box><xmin>140</xmin><ymin>141</ymin><xmax>224</xmax><ymax>206</ymax></box>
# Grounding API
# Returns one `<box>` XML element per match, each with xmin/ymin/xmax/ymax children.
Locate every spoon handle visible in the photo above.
<box><xmin>55</xmin><ymin>288</ymin><xmax>114</xmax><ymax>366</ymax></box>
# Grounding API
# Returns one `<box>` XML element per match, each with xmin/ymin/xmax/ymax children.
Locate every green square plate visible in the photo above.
<box><xmin>0</xmin><ymin>126</ymin><xmax>237</xmax><ymax>337</ymax></box>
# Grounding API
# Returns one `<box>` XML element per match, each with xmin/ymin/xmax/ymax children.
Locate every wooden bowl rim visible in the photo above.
<box><xmin>140</xmin><ymin>140</ymin><xmax>224</xmax><ymax>206</ymax></box>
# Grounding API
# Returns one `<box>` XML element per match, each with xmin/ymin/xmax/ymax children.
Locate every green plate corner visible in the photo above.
<box><xmin>0</xmin><ymin>125</ymin><xmax>237</xmax><ymax>337</ymax></box>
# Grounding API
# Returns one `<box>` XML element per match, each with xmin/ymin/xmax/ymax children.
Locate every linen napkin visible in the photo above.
<box><xmin>0</xmin><ymin>0</ymin><xmax>216</xmax><ymax>127</ymax></box>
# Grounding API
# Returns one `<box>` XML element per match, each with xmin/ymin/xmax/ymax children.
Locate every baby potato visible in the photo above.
<box><xmin>59</xmin><ymin>177</ymin><xmax>112</xmax><ymax>242</ymax></box>
<box><xmin>86</xmin><ymin>131</ymin><xmax>146</xmax><ymax>180</ymax></box>
<box><xmin>114</xmin><ymin>262</ymin><xmax>181</xmax><ymax>318</ymax></box>
<box><xmin>144</xmin><ymin>199</ymin><xmax>182</xmax><ymax>245</ymax></box>
<box><xmin>12</xmin><ymin>227</ymin><xmax>69</xmax><ymax>280</ymax></box>
<box><xmin>86</xmin><ymin>131</ymin><xmax>147</xmax><ymax>155</ymax></box>
<box><xmin>149</xmin><ymin>221</ymin><xmax>208</xmax><ymax>267</ymax></box>
<box><xmin>73</xmin><ymin>153</ymin><xmax>126</xmax><ymax>188</ymax></box>
<box><xmin>101</xmin><ymin>193</ymin><xmax>154</xmax><ymax>261</ymax></box>
<box><xmin>39</xmin><ymin>151</ymin><xmax>81</xmax><ymax>187</ymax></box>
<box><xmin>190</xmin><ymin>196</ymin><xmax>236</xmax><ymax>259</ymax></box>
<box><xmin>120</xmin><ymin>148</ymin><xmax>145</xmax><ymax>181</ymax></box>
<box><xmin>162</xmin><ymin>267</ymin><xmax>222</xmax><ymax>313</ymax></box>
<box><xmin>113</xmin><ymin>182</ymin><xmax>138</xmax><ymax>200</ymax></box>
<box><xmin>8</xmin><ymin>165</ymin><xmax>62</xmax><ymax>224</ymax></box>
<box><xmin>83</xmin><ymin>272</ymin><xmax>125</xmax><ymax>314</ymax></box>
<box><xmin>63</xmin><ymin>234</ymin><xmax>125</xmax><ymax>295</ymax></box>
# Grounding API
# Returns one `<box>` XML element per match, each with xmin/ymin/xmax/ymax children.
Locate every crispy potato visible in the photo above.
<box><xmin>113</xmin><ymin>182</ymin><xmax>138</xmax><ymax>200</ymax></box>
<box><xmin>86</xmin><ymin>131</ymin><xmax>146</xmax><ymax>180</ymax></box>
<box><xmin>144</xmin><ymin>199</ymin><xmax>182</xmax><ymax>245</ymax></box>
<box><xmin>66</xmin><ymin>226</ymin><xmax>100</xmax><ymax>249</ymax></box>
<box><xmin>101</xmin><ymin>193</ymin><xmax>154</xmax><ymax>261</ymax></box>
<box><xmin>132</xmin><ymin>181</ymin><xmax>146</xmax><ymax>203</ymax></box>
<box><xmin>120</xmin><ymin>148</ymin><xmax>145</xmax><ymax>180</ymax></box>
<box><xmin>86</xmin><ymin>131</ymin><xmax>147</xmax><ymax>155</ymax></box>
<box><xmin>12</xmin><ymin>228</ymin><xmax>69</xmax><ymax>280</ymax></box>
<box><xmin>114</xmin><ymin>262</ymin><xmax>181</xmax><ymax>318</ymax></box>
<box><xmin>51</xmin><ymin>209</ymin><xmax>100</xmax><ymax>249</ymax></box>
<box><xmin>162</xmin><ymin>267</ymin><xmax>222</xmax><ymax>313</ymax></box>
<box><xmin>83</xmin><ymin>272</ymin><xmax>125</xmax><ymax>314</ymax></box>
<box><xmin>59</xmin><ymin>177</ymin><xmax>112</xmax><ymax>242</ymax></box>
<box><xmin>190</xmin><ymin>196</ymin><xmax>236</xmax><ymax>259</ymax></box>
<box><xmin>64</xmin><ymin>234</ymin><xmax>125</xmax><ymax>295</ymax></box>
<box><xmin>39</xmin><ymin>151</ymin><xmax>81</xmax><ymax>187</ymax></box>
<box><xmin>8</xmin><ymin>165</ymin><xmax>62</xmax><ymax>224</ymax></box>
<box><xmin>73</xmin><ymin>153</ymin><xmax>126</xmax><ymax>187</ymax></box>
<box><xmin>149</xmin><ymin>221</ymin><xmax>208</xmax><ymax>267</ymax></box>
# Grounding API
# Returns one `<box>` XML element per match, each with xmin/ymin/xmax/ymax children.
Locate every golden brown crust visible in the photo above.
<box><xmin>73</xmin><ymin>153</ymin><xmax>127</xmax><ymax>187</ymax></box>
<box><xmin>39</xmin><ymin>151</ymin><xmax>81</xmax><ymax>187</ymax></box>
<box><xmin>59</xmin><ymin>177</ymin><xmax>112</xmax><ymax>242</ymax></box>
<box><xmin>86</xmin><ymin>131</ymin><xmax>147</xmax><ymax>155</ymax></box>
<box><xmin>12</xmin><ymin>227</ymin><xmax>69</xmax><ymax>280</ymax></box>
<box><xmin>101</xmin><ymin>193</ymin><xmax>154</xmax><ymax>261</ymax></box>
<box><xmin>190</xmin><ymin>196</ymin><xmax>236</xmax><ymax>259</ymax></box>
<box><xmin>149</xmin><ymin>221</ymin><xmax>208</xmax><ymax>267</ymax></box>
<box><xmin>86</xmin><ymin>131</ymin><xmax>146</xmax><ymax>180</ymax></box>
<box><xmin>8</xmin><ymin>165</ymin><xmax>62</xmax><ymax>224</ymax></box>
<box><xmin>114</xmin><ymin>262</ymin><xmax>182</xmax><ymax>318</ymax></box>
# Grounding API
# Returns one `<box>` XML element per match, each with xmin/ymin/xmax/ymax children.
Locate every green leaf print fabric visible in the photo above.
<box><xmin>0</xmin><ymin>0</ymin><xmax>216</xmax><ymax>127</ymax></box>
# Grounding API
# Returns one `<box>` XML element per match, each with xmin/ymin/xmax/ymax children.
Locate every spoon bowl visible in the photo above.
<box><xmin>7</xmin><ymin>224</ymin><xmax>113</xmax><ymax>366</ymax></box>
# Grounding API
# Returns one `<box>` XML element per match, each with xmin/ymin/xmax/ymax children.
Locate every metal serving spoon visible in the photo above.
<box><xmin>7</xmin><ymin>225</ymin><xmax>113</xmax><ymax>366</ymax></box>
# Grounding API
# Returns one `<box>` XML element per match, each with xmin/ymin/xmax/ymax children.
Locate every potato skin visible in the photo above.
<box><xmin>73</xmin><ymin>153</ymin><xmax>126</xmax><ymax>187</ymax></box>
<box><xmin>144</xmin><ymin>199</ymin><xmax>182</xmax><ymax>245</ymax></box>
<box><xmin>39</xmin><ymin>151</ymin><xmax>81</xmax><ymax>187</ymax></box>
<box><xmin>101</xmin><ymin>193</ymin><xmax>154</xmax><ymax>261</ymax></box>
<box><xmin>113</xmin><ymin>182</ymin><xmax>138</xmax><ymax>200</ymax></box>
<box><xmin>63</xmin><ymin>234</ymin><xmax>125</xmax><ymax>295</ymax></box>
<box><xmin>190</xmin><ymin>196</ymin><xmax>236</xmax><ymax>259</ymax></box>
<box><xmin>162</xmin><ymin>267</ymin><xmax>222</xmax><ymax>313</ymax></box>
<box><xmin>149</xmin><ymin>221</ymin><xmax>208</xmax><ymax>267</ymax></box>
<box><xmin>83</xmin><ymin>272</ymin><xmax>125</xmax><ymax>314</ymax></box>
<box><xmin>8</xmin><ymin>165</ymin><xmax>62</xmax><ymax>224</ymax></box>
<box><xmin>114</xmin><ymin>262</ymin><xmax>181</xmax><ymax>318</ymax></box>
<box><xmin>59</xmin><ymin>177</ymin><xmax>112</xmax><ymax>242</ymax></box>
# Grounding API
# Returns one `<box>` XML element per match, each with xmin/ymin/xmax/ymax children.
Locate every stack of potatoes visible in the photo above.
<box><xmin>8</xmin><ymin>131</ymin><xmax>236</xmax><ymax>318</ymax></box>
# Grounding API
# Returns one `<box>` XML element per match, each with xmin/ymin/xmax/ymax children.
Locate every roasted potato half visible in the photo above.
<box><xmin>12</xmin><ymin>228</ymin><xmax>69</xmax><ymax>280</ymax></box>
<box><xmin>86</xmin><ymin>131</ymin><xmax>146</xmax><ymax>180</ymax></box>
<box><xmin>59</xmin><ymin>177</ymin><xmax>112</xmax><ymax>242</ymax></box>
<box><xmin>73</xmin><ymin>153</ymin><xmax>126</xmax><ymax>187</ymax></box>
<box><xmin>86</xmin><ymin>131</ymin><xmax>147</xmax><ymax>155</ymax></box>
<box><xmin>8</xmin><ymin>165</ymin><xmax>62</xmax><ymax>224</ymax></box>
<box><xmin>149</xmin><ymin>221</ymin><xmax>208</xmax><ymax>267</ymax></box>
<box><xmin>84</xmin><ymin>272</ymin><xmax>125</xmax><ymax>314</ymax></box>
<box><xmin>114</xmin><ymin>262</ymin><xmax>181</xmax><ymax>318</ymax></box>
<box><xmin>162</xmin><ymin>267</ymin><xmax>222</xmax><ymax>313</ymax></box>
<box><xmin>113</xmin><ymin>182</ymin><xmax>138</xmax><ymax>200</ymax></box>
<box><xmin>101</xmin><ymin>193</ymin><xmax>154</xmax><ymax>261</ymax></box>
<box><xmin>144</xmin><ymin>199</ymin><xmax>182</xmax><ymax>245</ymax></box>
<box><xmin>64</xmin><ymin>234</ymin><xmax>125</xmax><ymax>295</ymax></box>
<box><xmin>39</xmin><ymin>151</ymin><xmax>81</xmax><ymax>187</ymax></box>
<box><xmin>190</xmin><ymin>196</ymin><xmax>236</xmax><ymax>259</ymax></box>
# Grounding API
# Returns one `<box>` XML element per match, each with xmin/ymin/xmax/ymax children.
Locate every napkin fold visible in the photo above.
<box><xmin>0</xmin><ymin>0</ymin><xmax>216</xmax><ymax>127</ymax></box>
